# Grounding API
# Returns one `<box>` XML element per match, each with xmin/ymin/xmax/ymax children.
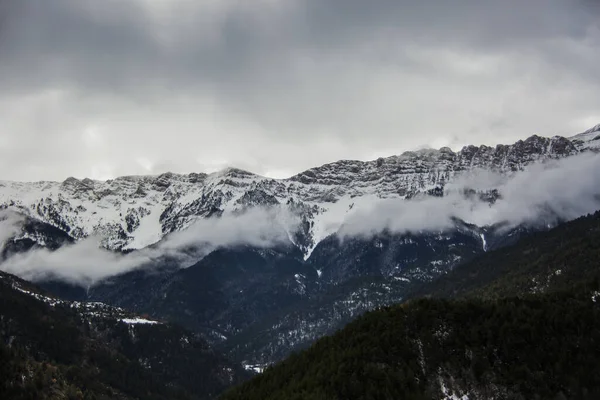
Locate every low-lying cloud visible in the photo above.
<box><xmin>0</xmin><ymin>210</ymin><xmax>26</xmax><ymax>251</ymax></box>
<box><xmin>0</xmin><ymin>207</ymin><xmax>299</xmax><ymax>286</ymax></box>
<box><xmin>338</xmin><ymin>152</ymin><xmax>600</xmax><ymax>237</ymax></box>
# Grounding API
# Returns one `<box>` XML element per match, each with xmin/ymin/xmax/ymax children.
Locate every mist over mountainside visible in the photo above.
<box><xmin>1</xmin><ymin>127</ymin><xmax>600</xmax><ymax>369</ymax></box>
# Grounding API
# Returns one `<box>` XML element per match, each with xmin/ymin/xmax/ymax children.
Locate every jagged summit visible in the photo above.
<box><xmin>0</xmin><ymin>130</ymin><xmax>596</xmax><ymax>255</ymax></box>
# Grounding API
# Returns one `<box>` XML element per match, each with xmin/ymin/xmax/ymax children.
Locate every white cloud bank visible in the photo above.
<box><xmin>339</xmin><ymin>152</ymin><xmax>600</xmax><ymax>238</ymax></box>
<box><xmin>0</xmin><ymin>210</ymin><xmax>26</xmax><ymax>251</ymax></box>
<box><xmin>0</xmin><ymin>207</ymin><xmax>299</xmax><ymax>286</ymax></box>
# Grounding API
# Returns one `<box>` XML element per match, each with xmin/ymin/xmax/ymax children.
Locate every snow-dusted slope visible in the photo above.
<box><xmin>0</xmin><ymin>130</ymin><xmax>595</xmax><ymax>256</ymax></box>
<box><xmin>0</xmin><ymin>269</ymin><xmax>161</xmax><ymax>324</ymax></box>
<box><xmin>569</xmin><ymin>123</ymin><xmax>600</xmax><ymax>151</ymax></box>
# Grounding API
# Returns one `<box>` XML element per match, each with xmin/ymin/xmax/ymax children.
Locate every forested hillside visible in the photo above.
<box><xmin>0</xmin><ymin>272</ymin><xmax>249</xmax><ymax>400</ymax></box>
<box><xmin>411</xmin><ymin>210</ymin><xmax>600</xmax><ymax>300</ymax></box>
<box><xmin>222</xmin><ymin>289</ymin><xmax>600</xmax><ymax>400</ymax></box>
<box><xmin>221</xmin><ymin>211</ymin><xmax>600</xmax><ymax>400</ymax></box>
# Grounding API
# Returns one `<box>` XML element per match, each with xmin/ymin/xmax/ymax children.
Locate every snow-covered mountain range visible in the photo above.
<box><xmin>1</xmin><ymin>124</ymin><xmax>600</xmax><ymax>369</ymax></box>
<box><xmin>1</xmin><ymin>126</ymin><xmax>598</xmax><ymax>259</ymax></box>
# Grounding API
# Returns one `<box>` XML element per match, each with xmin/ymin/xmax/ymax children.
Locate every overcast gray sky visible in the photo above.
<box><xmin>1</xmin><ymin>0</ymin><xmax>599</xmax><ymax>181</ymax></box>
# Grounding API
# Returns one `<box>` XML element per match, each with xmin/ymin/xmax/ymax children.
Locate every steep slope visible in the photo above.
<box><xmin>212</xmin><ymin>216</ymin><xmax>600</xmax><ymax>366</ymax></box>
<box><xmin>220</xmin><ymin>211</ymin><xmax>600</xmax><ymax>400</ymax></box>
<box><xmin>0</xmin><ymin>271</ymin><xmax>250</xmax><ymax>399</ymax></box>
<box><xmin>218</xmin><ymin>209</ymin><xmax>600</xmax><ymax>367</ymax></box>
<box><xmin>88</xmin><ymin>244</ymin><xmax>317</xmax><ymax>343</ymax></box>
<box><xmin>222</xmin><ymin>276</ymin><xmax>409</xmax><ymax>367</ymax></box>
<box><xmin>221</xmin><ymin>290</ymin><xmax>600</xmax><ymax>400</ymax></box>
<box><xmin>409</xmin><ymin>210</ymin><xmax>600</xmax><ymax>300</ymax></box>
<box><xmin>307</xmin><ymin>220</ymin><xmax>485</xmax><ymax>284</ymax></box>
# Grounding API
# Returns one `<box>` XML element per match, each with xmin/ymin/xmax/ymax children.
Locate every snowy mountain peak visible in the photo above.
<box><xmin>569</xmin><ymin>124</ymin><xmax>600</xmax><ymax>151</ymax></box>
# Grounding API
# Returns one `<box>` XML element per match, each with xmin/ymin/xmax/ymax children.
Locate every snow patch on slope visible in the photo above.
<box><xmin>439</xmin><ymin>378</ymin><xmax>470</xmax><ymax>400</ymax></box>
<box><xmin>123</xmin><ymin>203</ymin><xmax>165</xmax><ymax>250</ymax></box>
<box><xmin>479</xmin><ymin>233</ymin><xmax>487</xmax><ymax>252</ymax></box>
<box><xmin>120</xmin><ymin>317</ymin><xmax>160</xmax><ymax>325</ymax></box>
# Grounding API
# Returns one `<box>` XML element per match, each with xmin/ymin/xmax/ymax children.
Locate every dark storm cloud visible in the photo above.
<box><xmin>3</xmin><ymin>0</ymin><xmax>596</xmax><ymax>91</ymax></box>
<box><xmin>0</xmin><ymin>0</ymin><xmax>599</xmax><ymax>181</ymax></box>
